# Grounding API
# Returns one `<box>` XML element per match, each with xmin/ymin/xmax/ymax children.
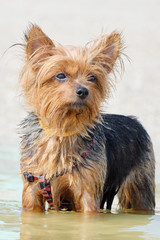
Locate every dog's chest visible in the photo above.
<box><xmin>35</xmin><ymin>133</ymin><xmax>106</xmax><ymax>180</ymax></box>
<box><xmin>20</xmin><ymin>113</ymin><xmax>107</xmax><ymax>179</ymax></box>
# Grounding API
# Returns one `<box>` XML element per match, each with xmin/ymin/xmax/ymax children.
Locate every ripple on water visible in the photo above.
<box><xmin>0</xmin><ymin>200</ymin><xmax>160</xmax><ymax>240</ymax></box>
<box><xmin>0</xmin><ymin>200</ymin><xmax>21</xmax><ymax>240</ymax></box>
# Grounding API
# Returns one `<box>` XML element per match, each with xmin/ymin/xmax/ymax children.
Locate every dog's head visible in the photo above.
<box><xmin>20</xmin><ymin>25</ymin><xmax>122</xmax><ymax>135</ymax></box>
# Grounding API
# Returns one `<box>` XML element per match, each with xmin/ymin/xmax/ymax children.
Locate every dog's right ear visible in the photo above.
<box><xmin>25</xmin><ymin>25</ymin><xmax>54</xmax><ymax>59</ymax></box>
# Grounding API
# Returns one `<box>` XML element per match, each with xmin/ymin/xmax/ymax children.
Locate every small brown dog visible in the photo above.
<box><xmin>20</xmin><ymin>25</ymin><xmax>155</xmax><ymax>212</ymax></box>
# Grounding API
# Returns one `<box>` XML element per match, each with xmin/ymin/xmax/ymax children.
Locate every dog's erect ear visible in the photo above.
<box><xmin>91</xmin><ymin>32</ymin><xmax>122</xmax><ymax>73</ymax></box>
<box><xmin>25</xmin><ymin>25</ymin><xmax>54</xmax><ymax>59</ymax></box>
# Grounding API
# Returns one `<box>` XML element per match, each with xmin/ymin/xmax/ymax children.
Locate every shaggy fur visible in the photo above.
<box><xmin>19</xmin><ymin>25</ymin><xmax>155</xmax><ymax>212</ymax></box>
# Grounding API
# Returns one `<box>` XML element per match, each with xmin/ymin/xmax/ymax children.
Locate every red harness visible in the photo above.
<box><xmin>23</xmin><ymin>172</ymin><xmax>55</xmax><ymax>209</ymax></box>
<box><xmin>23</xmin><ymin>168</ymin><xmax>74</xmax><ymax>210</ymax></box>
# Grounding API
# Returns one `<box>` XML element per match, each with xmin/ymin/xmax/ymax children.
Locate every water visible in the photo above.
<box><xmin>1</xmin><ymin>201</ymin><xmax>160</xmax><ymax>240</ymax></box>
<box><xmin>0</xmin><ymin>171</ymin><xmax>160</xmax><ymax>240</ymax></box>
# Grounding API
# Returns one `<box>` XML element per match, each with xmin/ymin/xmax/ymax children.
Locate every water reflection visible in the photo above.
<box><xmin>20</xmin><ymin>210</ymin><xmax>151</xmax><ymax>240</ymax></box>
<box><xmin>1</xmin><ymin>200</ymin><xmax>160</xmax><ymax>240</ymax></box>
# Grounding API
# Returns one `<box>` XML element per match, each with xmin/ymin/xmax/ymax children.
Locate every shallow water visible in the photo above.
<box><xmin>1</xmin><ymin>201</ymin><xmax>160</xmax><ymax>240</ymax></box>
<box><xmin>0</xmin><ymin>171</ymin><xmax>160</xmax><ymax>240</ymax></box>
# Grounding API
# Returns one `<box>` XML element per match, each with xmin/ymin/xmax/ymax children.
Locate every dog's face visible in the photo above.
<box><xmin>21</xmin><ymin>25</ymin><xmax>121</xmax><ymax>134</ymax></box>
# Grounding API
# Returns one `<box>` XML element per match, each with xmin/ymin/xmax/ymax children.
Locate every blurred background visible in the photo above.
<box><xmin>0</xmin><ymin>0</ymin><xmax>159</xmax><ymax>194</ymax></box>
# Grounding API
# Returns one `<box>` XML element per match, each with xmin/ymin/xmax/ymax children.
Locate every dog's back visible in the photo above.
<box><xmin>100</xmin><ymin>114</ymin><xmax>155</xmax><ymax>210</ymax></box>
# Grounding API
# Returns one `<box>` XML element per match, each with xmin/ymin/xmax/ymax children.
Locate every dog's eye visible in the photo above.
<box><xmin>87</xmin><ymin>74</ymin><xmax>97</xmax><ymax>82</ymax></box>
<box><xmin>55</xmin><ymin>73</ymin><xmax>68</xmax><ymax>82</ymax></box>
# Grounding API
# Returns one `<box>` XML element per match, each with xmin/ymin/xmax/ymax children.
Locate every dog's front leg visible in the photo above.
<box><xmin>22</xmin><ymin>182</ymin><xmax>45</xmax><ymax>211</ymax></box>
<box><xmin>72</xmin><ymin>173</ymin><xmax>102</xmax><ymax>213</ymax></box>
<box><xmin>80</xmin><ymin>190</ymin><xmax>100</xmax><ymax>213</ymax></box>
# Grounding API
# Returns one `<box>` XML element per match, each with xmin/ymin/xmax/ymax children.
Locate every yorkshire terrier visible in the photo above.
<box><xmin>19</xmin><ymin>25</ymin><xmax>155</xmax><ymax>212</ymax></box>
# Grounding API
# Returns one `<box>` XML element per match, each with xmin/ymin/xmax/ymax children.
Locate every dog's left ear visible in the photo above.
<box><xmin>91</xmin><ymin>32</ymin><xmax>122</xmax><ymax>73</ymax></box>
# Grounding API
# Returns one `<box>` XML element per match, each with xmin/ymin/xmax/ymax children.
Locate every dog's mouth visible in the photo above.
<box><xmin>65</xmin><ymin>101</ymin><xmax>87</xmax><ymax>110</ymax></box>
<box><xmin>72</xmin><ymin>102</ymin><xmax>87</xmax><ymax>108</ymax></box>
<box><xmin>48</xmin><ymin>100</ymin><xmax>97</xmax><ymax>131</ymax></box>
<box><xmin>62</xmin><ymin>101</ymin><xmax>90</xmax><ymax>117</ymax></box>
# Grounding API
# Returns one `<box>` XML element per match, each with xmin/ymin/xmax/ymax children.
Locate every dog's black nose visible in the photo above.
<box><xmin>75</xmin><ymin>87</ymin><xmax>89</xmax><ymax>99</ymax></box>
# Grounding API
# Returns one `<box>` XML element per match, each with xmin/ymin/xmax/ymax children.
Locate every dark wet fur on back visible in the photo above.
<box><xmin>100</xmin><ymin>114</ymin><xmax>155</xmax><ymax>209</ymax></box>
